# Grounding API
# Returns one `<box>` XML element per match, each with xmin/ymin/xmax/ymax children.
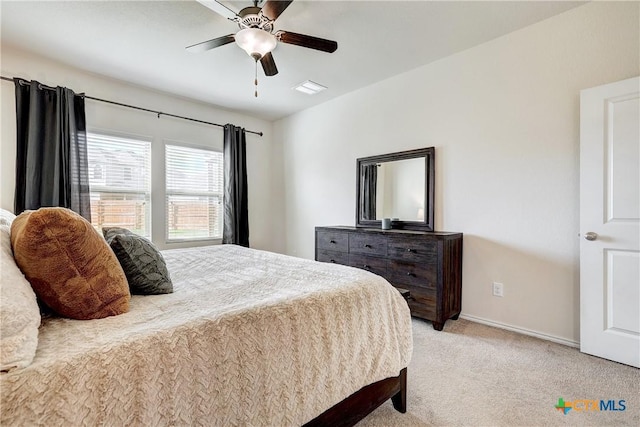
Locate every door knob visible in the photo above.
<box><xmin>584</xmin><ymin>232</ymin><xmax>598</xmax><ymax>241</ymax></box>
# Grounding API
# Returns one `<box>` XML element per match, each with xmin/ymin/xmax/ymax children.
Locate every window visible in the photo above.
<box><xmin>86</xmin><ymin>133</ymin><xmax>151</xmax><ymax>237</ymax></box>
<box><xmin>165</xmin><ymin>144</ymin><xmax>223</xmax><ymax>241</ymax></box>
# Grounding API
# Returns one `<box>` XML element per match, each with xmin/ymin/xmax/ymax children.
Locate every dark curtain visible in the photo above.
<box><xmin>14</xmin><ymin>78</ymin><xmax>91</xmax><ymax>220</ymax></box>
<box><xmin>222</xmin><ymin>124</ymin><xmax>249</xmax><ymax>247</ymax></box>
<box><xmin>362</xmin><ymin>164</ymin><xmax>377</xmax><ymax>220</ymax></box>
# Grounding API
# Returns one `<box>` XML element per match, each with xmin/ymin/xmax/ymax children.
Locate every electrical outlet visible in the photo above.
<box><xmin>492</xmin><ymin>282</ymin><xmax>504</xmax><ymax>297</ymax></box>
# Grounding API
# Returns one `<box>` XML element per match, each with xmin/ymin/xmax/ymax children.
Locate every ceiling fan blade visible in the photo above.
<box><xmin>186</xmin><ymin>34</ymin><xmax>235</xmax><ymax>53</ymax></box>
<box><xmin>261</xmin><ymin>0</ymin><xmax>293</xmax><ymax>21</ymax></box>
<box><xmin>260</xmin><ymin>52</ymin><xmax>278</xmax><ymax>76</ymax></box>
<box><xmin>278</xmin><ymin>31</ymin><xmax>338</xmax><ymax>53</ymax></box>
<box><xmin>196</xmin><ymin>0</ymin><xmax>238</xmax><ymax>20</ymax></box>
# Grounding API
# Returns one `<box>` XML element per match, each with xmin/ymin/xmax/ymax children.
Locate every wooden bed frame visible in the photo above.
<box><xmin>304</xmin><ymin>367</ymin><xmax>407</xmax><ymax>427</ymax></box>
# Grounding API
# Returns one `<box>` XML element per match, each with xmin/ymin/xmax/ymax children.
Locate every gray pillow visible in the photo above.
<box><xmin>102</xmin><ymin>227</ymin><xmax>173</xmax><ymax>295</ymax></box>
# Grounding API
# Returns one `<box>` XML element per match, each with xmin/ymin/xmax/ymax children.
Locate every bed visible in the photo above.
<box><xmin>1</xmin><ymin>243</ymin><xmax>413</xmax><ymax>426</ymax></box>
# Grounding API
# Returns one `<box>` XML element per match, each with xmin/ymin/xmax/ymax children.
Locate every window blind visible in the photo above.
<box><xmin>165</xmin><ymin>144</ymin><xmax>223</xmax><ymax>241</ymax></box>
<box><xmin>86</xmin><ymin>133</ymin><xmax>151</xmax><ymax>237</ymax></box>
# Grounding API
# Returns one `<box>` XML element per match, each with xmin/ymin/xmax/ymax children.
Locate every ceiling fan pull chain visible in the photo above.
<box><xmin>254</xmin><ymin>59</ymin><xmax>259</xmax><ymax>98</ymax></box>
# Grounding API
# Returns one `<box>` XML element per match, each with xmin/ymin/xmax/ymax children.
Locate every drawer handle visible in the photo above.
<box><xmin>364</xmin><ymin>244</ymin><xmax>372</xmax><ymax>248</ymax></box>
<box><xmin>406</xmin><ymin>272</ymin><xmax>415</xmax><ymax>277</ymax></box>
<box><xmin>363</xmin><ymin>264</ymin><xmax>370</xmax><ymax>269</ymax></box>
<box><xmin>330</xmin><ymin>259</ymin><xmax>336</xmax><ymax>263</ymax></box>
<box><xmin>330</xmin><ymin>240</ymin><xmax>336</xmax><ymax>244</ymax></box>
<box><xmin>406</xmin><ymin>248</ymin><xmax>414</xmax><ymax>253</ymax></box>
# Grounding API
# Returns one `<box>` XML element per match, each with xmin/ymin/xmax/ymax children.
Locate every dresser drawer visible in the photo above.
<box><xmin>388</xmin><ymin>237</ymin><xmax>437</xmax><ymax>263</ymax></box>
<box><xmin>349</xmin><ymin>233</ymin><xmax>387</xmax><ymax>256</ymax></box>
<box><xmin>348</xmin><ymin>254</ymin><xmax>387</xmax><ymax>277</ymax></box>
<box><xmin>407</xmin><ymin>289</ymin><xmax>437</xmax><ymax>320</ymax></box>
<box><xmin>316</xmin><ymin>249</ymin><xmax>349</xmax><ymax>265</ymax></box>
<box><xmin>387</xmin><ymin>260</ymin><xmax>436</xmax><ymax>289</ymax></box>
<box><xmin>316</xmin><ymin>230</ymin><xmax>349</xmax><ymax>252</ymax></box>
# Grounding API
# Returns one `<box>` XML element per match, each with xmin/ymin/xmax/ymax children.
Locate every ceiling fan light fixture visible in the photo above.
<box><xmin>235</xmin><ymin>28</ymin><xmax>277</xmax><ymax>60</ymax></box>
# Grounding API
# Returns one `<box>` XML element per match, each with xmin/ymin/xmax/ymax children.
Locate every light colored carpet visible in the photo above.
<box><xmin>359</xmin><ymin>318</ymin><xmax>640</xmax><ymax>426</ymax></box>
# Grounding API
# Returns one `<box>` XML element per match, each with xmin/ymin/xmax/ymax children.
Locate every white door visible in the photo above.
<box><xmin>580</xmin><ymin>76</ymin><xmax>640</xmax><ymax>368</ymax></box>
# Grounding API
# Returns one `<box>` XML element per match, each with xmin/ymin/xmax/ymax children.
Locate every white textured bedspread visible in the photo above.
<box><xmin>1</xmin><ymin>245</ymin><xmax>412</xmax><ymax>426</ymax></box>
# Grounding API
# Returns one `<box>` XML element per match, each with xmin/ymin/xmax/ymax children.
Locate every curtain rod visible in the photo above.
<box><xmin>0</xmin><ymin>76</ymin><xmax>263</xmax><ymax>137</ymax></box>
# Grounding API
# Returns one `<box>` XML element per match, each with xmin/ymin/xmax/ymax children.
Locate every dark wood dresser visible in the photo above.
<box><xmin>315</xmin><ymin>226</ymin><xmax>463</xmax><ymax>331</ymax></box>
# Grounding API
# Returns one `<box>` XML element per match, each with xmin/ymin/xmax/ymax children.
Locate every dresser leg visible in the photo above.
<box><xmin>432</xmin><ymin>321</ymin><xmax>444</xmax><ymax>331</ymax></box>
<box><xmin>451</xmin><ymin>313</ymin><xmax>460</xmax><ymax>320</ymax></box>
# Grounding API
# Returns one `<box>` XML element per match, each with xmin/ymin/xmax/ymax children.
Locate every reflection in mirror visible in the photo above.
<box><xmin>375</xmin><ymin>158</ymin><xmax>425</xmax><ymax>221</ymax></box>
<box><xmin>361</xmin><ymin>159</ymin><xmax>425</xmax><ymax>221</ymax></box>
<box><xmin>361</xmin><ymin>164</ymin><xmax>377</xmax><ymax>220</ymax></box>
<box><xmin>356</xmin><ymin>147</ymin><xmax>434</xmax><ymax>231</ymax></box>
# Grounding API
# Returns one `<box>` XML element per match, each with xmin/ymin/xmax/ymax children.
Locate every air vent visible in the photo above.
<box><xmin>293</xmin><ymin>80</ymin><xmax>327</xmax><ymax>95</ymax></box>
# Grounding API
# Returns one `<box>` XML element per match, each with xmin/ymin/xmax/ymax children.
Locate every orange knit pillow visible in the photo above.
<box><xmin>11</xmin><ymin>207</ymin><xmax>130</xmax><ymax>320</ymax></box>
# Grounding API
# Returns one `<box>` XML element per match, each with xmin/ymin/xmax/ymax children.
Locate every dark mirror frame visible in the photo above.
<box><xmin>356</xmin><ymin>147</ymin><xmax>435</xmax><ymax>231</ymax></box>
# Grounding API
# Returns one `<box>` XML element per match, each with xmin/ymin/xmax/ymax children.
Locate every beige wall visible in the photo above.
<box><xmin>0</xmin><ymin>46</ymin><xmax>282</xmax><ymax>253</ymax></box>
<box><xmin>273</xmin><ymin>2</ymin><xmax>640</xmax><ymax>344</ymax></box>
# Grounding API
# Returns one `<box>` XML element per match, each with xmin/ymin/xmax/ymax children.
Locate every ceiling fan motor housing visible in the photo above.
<box><xmin>237</xmin><ymin>6</ymin><xmax>273</xmax><ymax>33</ymax></box>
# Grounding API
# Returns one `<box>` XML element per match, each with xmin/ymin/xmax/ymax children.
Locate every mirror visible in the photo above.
<box><xmin>356</xmin><ymin>147</ymin><xmax>434</xmax><ymax>231</ymax></box>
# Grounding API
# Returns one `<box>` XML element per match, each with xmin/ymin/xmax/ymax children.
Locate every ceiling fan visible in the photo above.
<box><xmin>187</xmin><ymin>0</ymin><xmax>338</xmax><ymax>96</ymax></box>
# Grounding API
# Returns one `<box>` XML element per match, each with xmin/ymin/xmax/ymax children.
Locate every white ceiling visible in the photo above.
<box><xmin>1</xmin><ymin>0</ymin><xmax>585</xmax><ymax>121</ymax></box>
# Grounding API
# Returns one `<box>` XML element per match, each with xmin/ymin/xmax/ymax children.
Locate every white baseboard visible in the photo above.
<box><xmin>459</xmin><ymin>314</ymin><xmax>580</xmax><ymax>348</ymax></box>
